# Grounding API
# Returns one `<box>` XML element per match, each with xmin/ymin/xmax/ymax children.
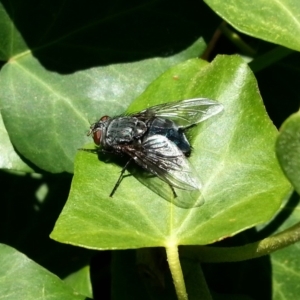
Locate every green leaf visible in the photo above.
<box><xmin>0</xmin><ymin>244</ymin><xmax>85</xmax><ymax>300</ymax></box>
<box><xmin>0</xmin><ymin>39</ymin><xmax>205</xmax><ymax>173</ymax></box>
<box><xmin>272</xmin><ymin>237</ymin><xmax>300</xmax><ymax>299</ymax></box>
<box><xmin>0</xmin><ymin>113</ymin><xmax>33</xmax><ymax>172</ymax></box>
<box><xmin>255</xmin><ymin>193</ymin><xmax>300</xmax><ymax>299</ymax></box>
<box><xmin>205</xmin><ymin>0</ymin><xmax>300</xmax><ymax>51</ymax></box>
<box><xmin>64</xmin><ymin>266</ymin><xmax>92</xmax><ymax>299</ymax></box>
<box><xmin>1</xmin><ymin>0</ymin><xmax>215</xmax><ymax>174</ymax></box>
<box><xmin>0</xmin><ymin>3</ymin><xmax>28</xmax><ymax>60</ymax></box>
<box><xmin>51</xmin><ymin>55</ymin><xmax>290</xmax><ymax>249</ymax></box>
<box><xmin>276</xmin><ymin>112</ymin><xmax>300</xmax><ymax>194</ymax></box>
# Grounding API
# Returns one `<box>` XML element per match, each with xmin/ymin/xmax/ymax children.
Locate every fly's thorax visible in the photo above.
<box><xmin>105</xmin><ymin>117</ymin><xmax>147</xmax><ymax>146</ymax></box>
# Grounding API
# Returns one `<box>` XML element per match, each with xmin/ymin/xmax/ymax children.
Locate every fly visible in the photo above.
<box><xmin>85</xmin><ymin>98</ymin><xmax>223</xmax><ymax>200</ymax></box>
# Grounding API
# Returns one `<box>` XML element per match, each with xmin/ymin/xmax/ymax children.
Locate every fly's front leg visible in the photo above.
<box><xmin>78</xmin><ymin>147</ymin><xmax>98</xmax><ymax>153</ymax></box>
<box><xmin>110</xmin><ymin>158</ymin><xmax>133</xmax><ymax>197</ymax></box>
<box><xmin>79</xmin><ymin>146</ymin><xmax>120</xmax><ymax>156</ymax></box>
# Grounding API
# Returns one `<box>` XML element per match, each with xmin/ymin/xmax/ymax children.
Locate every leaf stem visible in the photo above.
<box><xmin>219</xmin><ymin>22</ymin><xmax>256</xmax><ymax>57</ymax></box>
<box><xmin>166</xmin><ymin>244</ymin><xmax>188</xmax><ymax>300</ymax></box>
<box><xmin>249</xmin><ymin>46</ymin><xmax>294</xmax><ymax>73</ymax></box>
<box><xmin>181</xmin><ymin>221</ymin><xmax>300</xmax><ymax>263</ymax></box>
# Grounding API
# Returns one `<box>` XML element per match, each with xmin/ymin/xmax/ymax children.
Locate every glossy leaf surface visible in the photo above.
<box><xmin>0</xmin><ymin>244</ymin><xmax>85</xmax><ymax>300</ymax></box>
<box><xmin>0</xmin><ymin>42</ymin><xmax>204</xmax><ymax>173</ymax></box>
<box><xmin>0</xmin><ymin>0</ymin><xmax>209</xmax><ymax>173</ymax></box>
<box><xmin>205</xmin><ymin>0</ymin><xmax>300</xmax><ymax>51</ymax></box>
<box><xmin>51</xmin><ymin>55</ymin><xmax>290</xmax><ymax>249</ymax></box>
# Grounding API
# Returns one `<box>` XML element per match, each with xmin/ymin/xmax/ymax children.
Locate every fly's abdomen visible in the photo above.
<box><xmin>147</xmin><ymin>118</ymin><xmax>191</xmax><ymax>155</ymax></box>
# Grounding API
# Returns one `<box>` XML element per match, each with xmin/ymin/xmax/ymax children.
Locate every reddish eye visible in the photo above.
<box><xmin>100</xmin><ymin>115</ymin><xmax>109</xmax><ymax>121</ymax></box>
<box><xmin>93</xmin><ymin>130</ymin><xmax>101</xmax><ymax>145</ymax></box>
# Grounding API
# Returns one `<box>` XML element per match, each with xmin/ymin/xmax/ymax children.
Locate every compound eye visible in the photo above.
<box><xmin>100</xmin><ymin>115</ymin><xmax>109</xmax><ymax>122</ymax></box>
<box><xmin>93</xmin><ymin>130</ymin><xmax>101</xmax><ymax>145</ymax></box>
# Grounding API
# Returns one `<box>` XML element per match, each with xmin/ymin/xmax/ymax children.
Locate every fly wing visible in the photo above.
<box><xmin>133</xmin><ymin>98</ymin><xmax>223</xmax><ymax>128</ymax></box>
<box><xmin>124</xmin><ymin>134</ymin><xmax>201</xmax><ymax>190</ymax></box>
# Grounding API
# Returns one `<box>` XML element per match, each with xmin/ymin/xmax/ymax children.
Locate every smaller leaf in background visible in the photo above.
<box><xmin>0</xmin><ymin>244</ymin><xmax>85</xmax><ymax>300</ymax></box>
<box><xmin>0</xmin><ymin>114</ymin><xmax>33</xmax><ymax>172</ymax></box>
<box><xmin>205</xmin><ymin>0</ymin><xmax>300</xmax><ymax>52</ymax></box>
<box><xmin>64</xmin><ymin>266</ymin><xmax>92</xmax><ymax>299</ymax></box>
<box><xmin>276</xmin><ymin>111</ymin><xmax>300</xmax><ymax>194</ymax></box>
<box><xmin>256</xmin><ymin>192</ymin><xmax>300</xmax><ymax>299</ymax></box>
<box><xmin>0</xmin><ymin>3</ymin><xmax>28</xmax><ymax>60</ymax></box>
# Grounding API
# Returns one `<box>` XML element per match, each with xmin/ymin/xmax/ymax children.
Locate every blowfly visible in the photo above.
<box><xmin>86</xmin><ymin>98</ymin><xmax>223</xmax><ymax>200</ymax></box>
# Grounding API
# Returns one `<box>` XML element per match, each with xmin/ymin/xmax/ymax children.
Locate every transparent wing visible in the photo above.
<box><xmin>133</xmin><ymin>98</ymin><xmax>223</xmax><ymax>128</ymax></box>
<box><xmin>124</xmin><ymin>134</ymin><xmax>201</xmax><ymax>190</ymax></box>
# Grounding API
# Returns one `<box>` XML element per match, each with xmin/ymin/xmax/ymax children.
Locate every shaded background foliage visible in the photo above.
<box><xmin>1</xmin><ymin>0</ymin><xmax>219</xmax><ymax>71</ymax></box>
<box><xmin>0</xmin><ymin>0</ymin><xmax>300</xmax><ymax>299</ymax></box>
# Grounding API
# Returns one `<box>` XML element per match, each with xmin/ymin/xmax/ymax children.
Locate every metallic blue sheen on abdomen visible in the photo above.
<box><xmin>146</xmin><ymin>117</ymin><xmax>191</xmax><ymax>155</ymax></box>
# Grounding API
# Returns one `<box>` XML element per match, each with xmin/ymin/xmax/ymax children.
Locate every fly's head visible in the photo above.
<box><xmin>88</xmin><ymin>115</ymin><xmax>111</xmax><ymax>146</ymax></box>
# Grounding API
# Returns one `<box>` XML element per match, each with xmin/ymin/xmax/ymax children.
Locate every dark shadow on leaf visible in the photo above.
<box><xmin>195</xmin><ymin>193</ymin><xmax>299</xmax><ymax>300</ymax></box>
<box><xmin>203</xmin><ymin>255</ymin><xmax>272</xmax><ymax>300</ymax></box>
<box><xmin>1</xmin><ymin>0</ymin><xmax>221</xmax><ymax>73</ymax></box>
<box><xmin>255</xmin><ymin>52</ymin><xmax>300</xmax><ymax>128</ymax></box>
<box><xmin>255</xmin><ymin>191</ymin><xmax>300</xmax><ymax>240</ymax></box>
<box><xmin>90</xmin><ymin>251</ymin><xmax>112</xmax><ymax>300</ymax></box>
<box><xmin>200</xmin><ymin>228</ymin><xmax>272</xmax><ymax>300</ymax></box>
<box><xmin>0</xmin><ymin>170</ymin><xmax>97</xmax><ymax>278</ymax></box>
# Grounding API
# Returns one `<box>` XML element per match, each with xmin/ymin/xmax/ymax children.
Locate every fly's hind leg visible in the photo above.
<box><xmin>169</xmin><ymin>184</ymin><xmax>177</xmax><ymax>198</ymax></box>
<box><xmin>110</xmin><ymin>158</ymin><xmax>133</xmax><ymax>197</ymax></box>
<box><xmin>181</xmin><ymin>124</ymin><xmax>196</xmax><ymax>131</ymax></box>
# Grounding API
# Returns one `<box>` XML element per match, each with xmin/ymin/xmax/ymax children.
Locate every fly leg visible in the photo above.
<box><xmin>110</xmin><ymin>158</ymin><xmax>133</xmax><ymax>197</ymax></box>
<box><xmin>78</xmin><ymin>148</ymin><xmax>98</xmax><ymax>153</ymax></box>
<box><xmin>181</xmin><ymin>124</ymin><xmax>197</xmax><ymax>132</ymax></box>
<box><xmin>169</xmin><ymin>184</ymin><xmax>177</xmax><ymax>198</ymax></box>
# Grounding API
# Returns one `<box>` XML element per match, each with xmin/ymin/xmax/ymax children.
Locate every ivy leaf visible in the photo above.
<box><xmin>0</xmin><ymin>244</ymin><xmax>85</xmax><ymax>300</ymax></box>
<box><xmin>0</xmin><ymin>39</ymin><xmax>205</xmax><ymax>173</ymax></box>
<box><xmin>51</xmin><ymin>55</ymin><xmax>290</xmax><ymax>249</ymax></box>
<box><xmin>0</xmin><ymin>114</ymin><xmax>33</xmax><ymax>172</ymax></box>
<box><xmin>64</xmin><ymin>266</ymin><xmax>92</xmax><ymax>299</ymax></box>
<box><xmin>276</xmin><ymin>112</ymin><xmax>300</xmax><ymax>194</ymax></box>
<box><xmin>205</xmin><ymin>0</ymin><xmax>300</xmax><ymax>51</ymax></box>
<box><xmin>0</xmin><ymin>0</ymin><xmax>213</xmax><ymax>173</ymax></box>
